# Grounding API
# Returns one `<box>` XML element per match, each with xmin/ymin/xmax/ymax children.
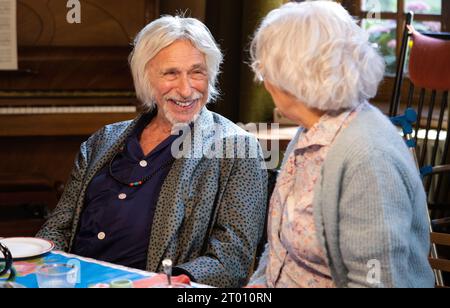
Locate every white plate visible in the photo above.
<box><xmin>0</xmin><ymin>237</ymin><xmax>54</xmax><ymax>260</ymax></box>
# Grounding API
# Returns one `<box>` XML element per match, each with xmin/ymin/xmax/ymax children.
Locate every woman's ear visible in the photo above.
<box><xmin>263</xmin><ymin>80</ymin><xmax>274</xmax><ymax>94</ymax></box>
<box><xmin>264</xmin><ymin>81</ymin><xmax>293</xmax><ymax>103</ymax></box>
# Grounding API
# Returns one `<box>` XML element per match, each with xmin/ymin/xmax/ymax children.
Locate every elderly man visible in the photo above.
<box><xmin>37</xmin><ymin>16</ymin><xmax>267</xmax><ymax>288</ymax></box>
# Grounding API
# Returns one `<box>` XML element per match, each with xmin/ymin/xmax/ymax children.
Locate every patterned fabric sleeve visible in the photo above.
<box><xmin>36</xmin><ymin>142</ymin><xmax>88</xmax><ymax>251</ymax></box>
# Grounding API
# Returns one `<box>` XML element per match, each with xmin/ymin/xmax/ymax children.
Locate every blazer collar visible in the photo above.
<box><xmin>69</xmin><ymin>115</ymin><xmax>143</xmax><ymax>249</ymax></box>
<box><xmin>146</xmin><ymin>107</ymin><xmax>216</xmax><ymax>271</ymax></box>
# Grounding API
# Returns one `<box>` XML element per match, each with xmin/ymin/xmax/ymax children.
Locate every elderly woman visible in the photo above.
<box><xmin>37</xmin><ymin>15</ymin><xmax>267</xmax><ymax>288</ymax></box>
<box><xmin>249</xmin><ymin>1</ymin><xmax>434</xmax><ymax>288</ymax></box>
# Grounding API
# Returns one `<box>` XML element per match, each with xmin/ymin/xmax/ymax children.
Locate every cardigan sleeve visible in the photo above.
<box><xmin>337</xmin><ymin>152</ymin><xmax>428</xmax><ymax>288</ymax></box>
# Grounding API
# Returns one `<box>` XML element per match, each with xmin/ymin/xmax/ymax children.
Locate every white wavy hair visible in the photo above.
<box><xmin>129</xmin><ymin>15</ymin><xmax>223</xmax><ymax>111</ymax></box>
<box><xmin>250</xmin><ymin>1</ymin><xmax>385</xmax><ymax>111</ymax></box>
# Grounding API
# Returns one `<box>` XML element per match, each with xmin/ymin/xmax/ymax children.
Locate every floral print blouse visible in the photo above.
<box><xmin>266</xmin><ymin>103</ymin><xmax>367</xmax><ymax>288</ymax></box>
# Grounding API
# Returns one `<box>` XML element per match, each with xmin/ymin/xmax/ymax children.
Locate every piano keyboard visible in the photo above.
<box><xmin>0</xmin><ymin>106</ymin><xmax>137</xmax><ymax>115</ymax></box>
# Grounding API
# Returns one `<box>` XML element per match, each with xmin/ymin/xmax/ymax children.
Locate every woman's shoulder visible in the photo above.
<box><xmin>329</xmin><ymin>105</ymin><xmax>410</xmax><ymax>163</ymax></box>
<box><xmin>322</xmin><ymin>104</ymin><xmax>422</xmax><ymax>195</ymax></box>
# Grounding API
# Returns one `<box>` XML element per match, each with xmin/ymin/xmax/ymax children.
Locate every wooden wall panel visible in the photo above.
<box><xmin>0</xmin><ymin>113</ymin><xmax>137</xmax><ymax>137</ymax></box>
<box><xmin>0</xmin><ymin>136</ymin><xmax>86</xmax><ymax>183</ymax></box>
<box><xmin>0</xmin><ymin>47</ymin><xmax>134</xmax><ymax>92</ymax></box>
<box><xmin>17</xmin><ymin>0</ymin><xmax>156</xmax><ymax>46</ymax></box>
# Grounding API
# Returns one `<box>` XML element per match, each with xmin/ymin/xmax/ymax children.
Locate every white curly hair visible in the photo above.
<box><xmin>250</xmin><ymin>1</ymin><xmax>385</xmax><ymax>111</ymax></box>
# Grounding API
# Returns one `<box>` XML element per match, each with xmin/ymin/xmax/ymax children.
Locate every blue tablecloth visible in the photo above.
<box><xmin>2</xmin><ymin>251</ymin><xmax>152</xmax><ymax>288</ymax></box>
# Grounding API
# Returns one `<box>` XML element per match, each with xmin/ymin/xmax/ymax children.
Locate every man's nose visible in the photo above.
<box><xmin>177</xmin><ymin>74</ymin><xmax>193</xmax><ymax>98</ymax></box>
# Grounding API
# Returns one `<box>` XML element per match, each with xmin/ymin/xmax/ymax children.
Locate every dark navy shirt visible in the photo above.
<box><xmin>72</xmin><ymin>113</ymin><xmax>177</xmax><ymax>270</ymax></box>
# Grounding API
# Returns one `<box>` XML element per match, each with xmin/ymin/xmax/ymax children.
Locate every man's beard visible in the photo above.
<box><xmin>160</xmin><ymin>91</ymin><xmax>205</xmax><ymax>126</ymax></box>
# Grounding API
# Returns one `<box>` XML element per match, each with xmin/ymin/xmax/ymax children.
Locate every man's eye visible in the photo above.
<box><xmin>191</xmin><ymin>70</ymin><xmax>206</xmax><ymax>78</ymax></box>
<box><xmin>163</xmin><ymin>72</ymin><xmax>177</xmax><ymax>79</ymax></box>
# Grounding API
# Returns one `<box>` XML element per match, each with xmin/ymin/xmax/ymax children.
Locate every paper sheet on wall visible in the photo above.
<box><xmin>0</xmin><ymin>0</ymin><xmax>18</xmax><ymax>70</ymax></box>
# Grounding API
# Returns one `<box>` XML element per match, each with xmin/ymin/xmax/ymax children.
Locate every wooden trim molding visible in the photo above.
<box><xmin>0</xmin><ymin>113</ymin><xmax>137</xmax><ymax>137</ymax></box>
<box><xmin>0</xmin><ymin>91</ymin><xmax>136</xmax><ymax>99</ymax></box>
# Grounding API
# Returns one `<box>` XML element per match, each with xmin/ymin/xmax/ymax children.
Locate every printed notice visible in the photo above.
<box><xmin>0</xmin><ymin>0</ymin><xmax>18</xmax><ymax>70</ymax></box>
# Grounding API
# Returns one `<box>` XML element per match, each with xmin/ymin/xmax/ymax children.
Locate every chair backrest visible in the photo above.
<box><xmin>390</xmin><ymin>12</ymin><xmax>415</xmax><ymax>117</ymax></box>
<box><xmin>409</xmin><ymin>32</ymin><xmax>450</xmax><ymax>209</ymax></box>
<box><xmin>389</xmin><ymin>13</ymin><xmax>450</xmax><ymax>216</ymax></box>
<box><xmin>391</xmin><ymin>15</ymin><xmax>450</xmax><ymax>286</ymax></box>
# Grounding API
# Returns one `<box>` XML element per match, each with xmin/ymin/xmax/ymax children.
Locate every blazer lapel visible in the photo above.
<box><xmin>146</xmin><ymin>107</ymin><xmax>216</xmax><ymax>271</ymax></box>
<box><xmin>68</xmin><ymin>115</ymin><xmax>143</xmax><ymax>249</ymax></box>
<box><xmin>146</xmin><ymin>157</ymin><xmax>202</xmax><ymax>271</ymax></box>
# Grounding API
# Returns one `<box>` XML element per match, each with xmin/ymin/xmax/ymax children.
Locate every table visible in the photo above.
<box><xmin>253</xmin><ymin>125</ymin><xmax>298</xmax><ymax>151</ymax></box>
<box><xmin>1</xmin><ymin>251</ymin><xmax>208</xmax><ymax>288</ymax></box>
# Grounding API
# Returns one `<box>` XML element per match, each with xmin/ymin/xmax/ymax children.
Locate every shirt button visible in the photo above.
<box><xmin>139</xmin><ymin>160</ymin><xmax>148</xmax><ymax>168</ymax></box>
<box><xmin>118</xmin><ymin>193</ymin><xmax>127</xmax><ymax>200</ymax></box>
<box><xmin>97</xmin><ymin>232</ymin><xmax>106</xmax><ymax>240</ymax></box>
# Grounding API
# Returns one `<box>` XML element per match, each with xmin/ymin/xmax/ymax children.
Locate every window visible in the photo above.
<box><xmin>358</xmin><ymin>0</ymin><xmax>445</xmax><ymax>75</ymax></box>
<box><xmin>341</xmin><ymin>0</ymin><xmax>449</xmax><ymax>107</ymax></box>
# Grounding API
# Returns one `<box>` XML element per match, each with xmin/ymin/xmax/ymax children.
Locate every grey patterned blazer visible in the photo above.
<box><xmin>36</xmin><ymin>107</ymin><xmax>268</xmax><ymax>288</ymax></box>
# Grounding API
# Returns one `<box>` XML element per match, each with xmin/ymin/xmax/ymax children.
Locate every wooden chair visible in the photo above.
<box><xmin>390</xmin><ymin>12</ymin><xmax>450</xmax><ymax>287</ymax></box>
<box><xmin>390</xmin><ymin>12</ymin><xmax>450</xmax><ymax>217</ymax></box>
<box><xmin>430</xmin><ymin>231</ymin><xmax>450</xmax><ymax>287</ymax></box>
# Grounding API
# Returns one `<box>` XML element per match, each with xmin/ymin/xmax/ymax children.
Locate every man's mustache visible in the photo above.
<box><xmin>164</xmin><ymin>92</ymin><xmax>203</xmax><ymax>102</ymax></box>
